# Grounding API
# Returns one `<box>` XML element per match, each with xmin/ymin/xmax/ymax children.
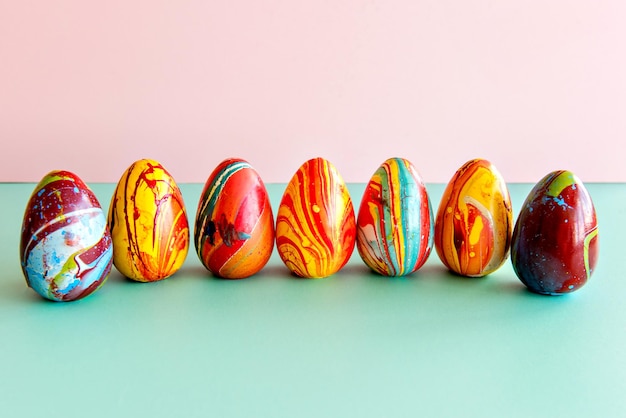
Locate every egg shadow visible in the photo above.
<box><xmin>338</xmin><ymin>263</ymin><xmax>371</xmax><ymax>276</ymax></box>
<box><xmin>105</xmin><ymin>269</ymin><xmax>145</xmax><ymax>286</ymax></box>
<box><xmin>496</xmin><ymin>279</ymin><xmax>534</xmax><ymax>295</ymax></box>
<box><xmin>178</xmin><ymin>263</ymin><xmax>296</xmax><ymax>282</ymax></box>
<box><xmin>2</xmin><ymin>277</ymin><xmax>44</xmax><ymax>304</ymax></box>
<box><xmin>267</xmin><ymin>264</ymin><xmax>366</xmax><ymax>281</ymax></box>
<box><xmin>105</xmin><ymin>269</ymin><xmax>134</xmax><ymax>284</ymax></box>
<box><xmin>439</xmin><ymin>266</ymin><xmax>552</xmax><ymax>297</ymax></box>
<box><xmin>443</xmin><ymin>268</ymin><xmax>489</xmax><ymax>282</ymax></box>
<box><xmin>362</xmin><ymin>268</ymin><xmax>419</xmax><ymax>283</ymax></box>
<box><xmin>178</xmin><ymin>265</ymin><xmax>215</xmax><ymax>280</ymax></box>
<box><xmin>4</xmin><ymin>276</ymin><xmax>112</xmax><ymax>306</ymax></box>
<box><xmin>253</xmin><ymin>264</ymin><xmax>293</xmax><ymax>280</ymax></box>
<box><xmin>412</xmin><ymin>263</ymin><xmax>451</xmax><ymax>280</ymax></box>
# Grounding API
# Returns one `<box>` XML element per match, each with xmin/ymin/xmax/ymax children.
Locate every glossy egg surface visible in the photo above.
<box><xmin>194</xmin><ymin>158</ymin><xmax>274</xmax><ymax>279</ymax></box>
<box><xmin>435</xmin><ymin>158</ymin><xmax>512</xmax><ymax>277</ymax></box>
<box><xmin>357</xmin><ymin>157</ymin><xmax>433</xmax><ymax>276</ymax></box>
<box><xmin>511</xmin><ymin>170</ymin><xmax>599</xmax><ymax>295</ymax></box>
<box><xmin>20</xmin><ymin>170</ymin><xmax>112</xmax><ymax>301</ymax></box>
<box><xmin>108</xmin><ymin>159</ymin><xmax>189</xmax><ymax>282</ymax></box>
<box><xmin>276</xmin><ymin>157</ymin><xmax>356</xmax><ymax>278</ymax></box>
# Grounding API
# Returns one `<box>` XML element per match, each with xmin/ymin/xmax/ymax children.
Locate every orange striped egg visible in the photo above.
<box><xmin>434</xmin><ymin>158</ymin><xmax>512</xmax><ymax>277</ymax></box>
<box><xmin>276</xmin><ymin>157</ymin><xmax>356</xmax><ymax>278</ymax></box>
<box><xmin>194</xmin><ymin>158</ymin><xmax>274</xmax><ymax>279</ymax></box>
<box><xmin>108</xmin><ymin>159</ymin><xmax>189</xmax><ymax>282</ymax></box>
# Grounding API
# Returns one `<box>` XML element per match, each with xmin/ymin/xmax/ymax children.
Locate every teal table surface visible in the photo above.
<box><xmin>1</xmin><ymin>182</ymin><xmax>625</xmax><ymax>418</ymax></box>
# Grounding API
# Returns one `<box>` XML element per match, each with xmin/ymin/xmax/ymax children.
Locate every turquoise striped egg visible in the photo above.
<box><xmin>356</xmin><ymin>158</ymin><xmax>434</xmax><ymax>276</ymax></box>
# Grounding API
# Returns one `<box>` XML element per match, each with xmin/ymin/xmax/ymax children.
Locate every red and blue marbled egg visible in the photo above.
<box><xmin>20</xmin><ymin>170</ymin><xmax>113</xmax><ymax>301</ymax></box>
<box><xmin>357</xmin><ymin>158</ymin><xmax>434</xmax><ymax>276</ymax></box>
<box><xmin>194</xmin><ymin>158</ymin><xmax>275</xmax><ymax>279</ymax></box>
<box><xmin>511</xmin><ymin>170</ymin><xmax>599</xmax><ymax>295</ymax></box>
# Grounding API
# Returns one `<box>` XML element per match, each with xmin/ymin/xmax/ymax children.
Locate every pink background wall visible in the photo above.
<box><xmin>1</xmin><ymin>1</ymin><xmax>623</xmax><ymax>184</ymax></box>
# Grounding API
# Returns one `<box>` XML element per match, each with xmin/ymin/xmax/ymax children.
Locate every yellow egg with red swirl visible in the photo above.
<box><xmin>434</xmin><ymin>158</ymin><xmax>512</xmax><ymax>277</ymax></box>
<box><xmin>108</xmin><ymin>159</ymin><xmax>189</xmax><ymax>282</ymax></box>
<box><xmin>276</xmin><ymin>157</ymin><xmax>356</xmax><ymax>278</ymax></box>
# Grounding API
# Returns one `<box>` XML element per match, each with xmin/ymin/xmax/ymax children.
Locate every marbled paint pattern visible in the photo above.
<box><xmin>194</xmin><ymin>158</ymin><xmax>274</xmax><ymax>279</ymax></box>
<box><xmin>357</xmin><ymin>158</ymin><xmax>434</xmax><ymax>276</ymax></box>
<box><xmin>511</xmin><ymin>170</ymin><xmax>599</xmax><ymax>295</ymax></box>
<box><xmin>108</xmin><ymin>159</ymin><xmax>189</xmax><ymax>282</ymax></box>
<box><xmin>435</xmin><ymin>159</ymin><xmax>512</xmax><ymax>277</ymax></box>
<box><xmin>20</xmin><ymin>170</ymin><xmax>112</xmax><ymax>301</ymax></box>
<box><xmin>276</xmin><ymin>157</ymin><xmax>356</xmax><ymax>278</ymax></box>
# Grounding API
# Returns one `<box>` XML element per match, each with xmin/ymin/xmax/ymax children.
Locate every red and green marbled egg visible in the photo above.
<box><xmin>108</xmin><ymin>159</ymin><xmax>189</xmax><ymax>282</ymax></box>
<box><xmin>194</xmin><ymin>158</ymin><xmax>274</xmax><ymax>279</ymax></box>
<box><xmin>276</xmin><ymin>157</ymin><xmax>356</xmax><ymax>278</ymax></box>
<box><xmin>357</xmin><ymin>157</ymin><xmax>434</xmax><ymax>276</ymax></box>
<box><xmin>511</xmin><ymin>170</ymin><xmax>599</xmax><ymax>295</ymax></box>
<box><xmin>20</xmin><ymin>170</ymin><xmax>113</xmax><ymax>301</ymax></box>
<box><xmin>435</xmin><ymin>158</ymin><xmax>513</xmax><ymax>277</ymax></box>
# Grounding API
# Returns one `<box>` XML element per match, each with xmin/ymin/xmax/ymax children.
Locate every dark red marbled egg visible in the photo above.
<box><xmin>511</xmin><ymin>170</ymin><xmax>599</xmax><ymax>295</ymax></box>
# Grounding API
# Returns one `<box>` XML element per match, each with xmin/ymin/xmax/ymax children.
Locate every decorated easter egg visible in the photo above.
<box><xmin>511</xmin><ymin>171</ymin><xmax>598</xmax><ymax>295</ymax></box>
<box><xmin>194</xmin><ymin>158</ymin><xmax>274</xmax><ymax>279</ymax></box>
<box><xmin>276</xmin><ymin>157</ymin><xmax>356</xmax><ymax>278</ymax></box>
<box><xmin>20</xmin><ymin>170</ymin><xmax>113</xmax><ymax>301</ymax></box>
<box><xmin>435</xmin><ymin>158</ymin><xmax>513</xmax><ymax>277</ymax></box>
<box><xmin>108</xmin><ymin>159</ymin><xmax>189</xmax><ymax>282</ymax></box>
<box><xmin>356</xmin><ymin>158</ymin><xmax>434</xmax><ymax>276</ymax></box>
